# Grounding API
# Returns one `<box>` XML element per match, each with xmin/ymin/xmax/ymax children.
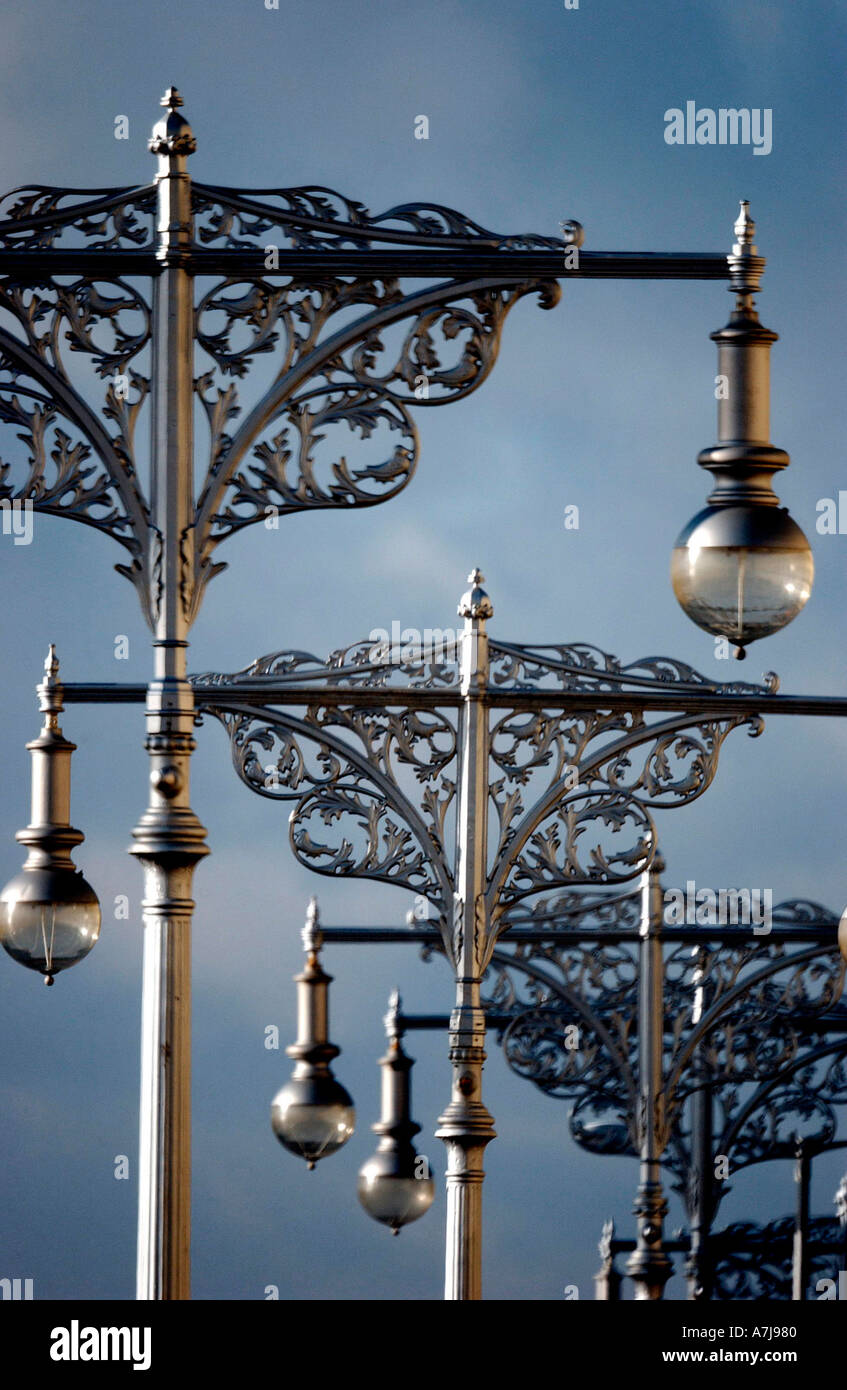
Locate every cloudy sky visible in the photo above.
<box><xmin>0</xmin><ymin>0</ymin><xmax>845</xmax><ymax>1300</ymax></box>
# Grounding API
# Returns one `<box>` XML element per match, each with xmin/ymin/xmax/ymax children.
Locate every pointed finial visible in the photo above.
<box><xmin>732</xmin><ymin>200</ymin><xmax>756</xmax><ymax>256</ymax></box>
<box><xmin>37</xmin><ymin>643</ymin><xmax>63</xmax><ymax>721</ymax></box>
<box><xmin>149</xmin><ymin>86</ymin><xmax>196</xmax><ymax>158</ymax></box>
<box><xmin>598</xmin><ymin>1217</ymin><xmax>616</xmax><ymax>1261</ymax></box>
<box><xmin>728</xmin><ymin>200</ymin><xmax>763</xmax><ymax>307</ymax></box>
<box><xmin>384</xmin><ymin>989</ymin><xmax>403</xmax><ymax>1039</ymax></box>
<box><xmin>458</xmin><ymin>568</ymin><xmax>494</xmax><ymax>620</ymax></box>
<box><xmin>302</xmin><ymin>896</ymin><xmax>323</xmax><ymax>956</ymax></box>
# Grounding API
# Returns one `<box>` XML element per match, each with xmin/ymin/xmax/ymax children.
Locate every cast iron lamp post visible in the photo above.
<box><xmin>187</xmin><ymin>571</ymin><xmax>847</xmax><ymax>1298</ymax></box>
<box><xmin>468</xmin><ymin>873</ymin><xmax>846</xmax><ymax>1298</ymax></box>
<box><xmin>0</xmin><ymin>85</ymin><xmax>828</xmax><ymax>1300</ymax></box>
<box><xmin>281</xmin><ymin>863</ymin><xmax>845</xmax><ymax>1297</ymax></box>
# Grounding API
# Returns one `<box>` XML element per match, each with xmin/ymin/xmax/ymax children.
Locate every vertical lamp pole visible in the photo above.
<box><xmin>129</xmin><ymin>91</ymin><xmax>208</xmax><ymax>1302</ymax></box>
<box><xmin>791</xmin><ymin>1139</ymin><xmax>811</xmax><ymax>1302</ymax></box>
<box><xmin>686</xmin><ymin>1074</ymin><xmax>716</xmax><ymax>1300</ymax></box>
<box><xmin>436</xmin><ymin>571</ymin><xmax>497</xmax><ymax>1300</ymax></box>
<box><xmin>626</xmin><ymin>860</ymin><xmax>672</xmax><ymax>1299</ymax></box>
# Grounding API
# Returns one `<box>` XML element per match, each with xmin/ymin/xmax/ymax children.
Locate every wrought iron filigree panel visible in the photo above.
<box><xmin>711</xmin><ymin>1216</ymin><xmax>846</xmax><ymax>1300</ymax></box>
<box><xmin>0</xmin><ymin>174</ymin><xmax>562</xmax><ymax>627</ymax></box>
<box><xmin>194</xmin><ymin>639</ymin><xmax>772</xmax><ymax>958</ymax></box>
<box><xmin>477</xmin><ymin>888</ymin><xmax>845</xmax><ymax>1179</ymax></box>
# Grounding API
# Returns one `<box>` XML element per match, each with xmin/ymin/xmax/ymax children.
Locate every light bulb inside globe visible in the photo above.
<box><xmin>270</xmin><ymin>1073</ymin><xmax>355</xmax><ymax>1169</ymax></box>
<box><xmin>671</xmin><ymin>504</ymin><xmax>813</xmax><ymax>658</ymax></box>
<box><xmin>0</xmin><ymin>867</ymin><xmax>101</xmax><ymax>985</ymax></box>
<box><xmin>357</xmin><ymin>1152</ymin><xmax>435</xmax><ymax>1234</ymax></box>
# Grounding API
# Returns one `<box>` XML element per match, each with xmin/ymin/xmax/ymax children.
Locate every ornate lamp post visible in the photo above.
<box><xmin>190</xmin><ymin>576</ymin><xmax>772</xmax><ymax>1296</ymax></box>
<box><xmin>465</xmin><ymin>875</ymin><xmax>845</xmax><ymax>1298</ymax></box>
<box><xmin>0</xmin><ymin>87</ymin><xmax>566</xmax><ymax>1300</ymax></box>
<box><xmin>594</xmin><ymin>1171</ymin><xmax>847</xmax><ymax>1303</ymax></box>
<box><xmin>283</xmin><ymin>865</ymin><xmax>846</xmax><ymax>1298</ymax></box>
<box><xmin>0</xmin><ymin>85</ymin><xmax>833</xmax><ymax>1301</ymax></box>
<box><xmin>187</xmin><ymin>578</ymin><xmax>847</xmax><ymax>1298</ymax></box>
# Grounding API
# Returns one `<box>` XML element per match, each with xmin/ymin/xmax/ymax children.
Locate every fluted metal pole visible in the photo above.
<box><xmin>686</xmin><ymin>1074</ymin><xmax>715</xmax><ymax>1300</ymax></box>
<box><xmin>130</xmin><ymin>90</ymin><xmax>208</xmax><ymax>1301</ymax></box>
<box><xmin>792</xmin><ymin>1141</ymin><xmax>811</xmax><ymax>1301</ymax></box>
<box><xmin>626</xmin><ymin>859</ymin><xmax>673</xmax><ymax>1300</ymax></box>
<box><xmin>436</xmin><ymin>571</ymin><xmax>496</xmax><ymax>1300</ymax></box>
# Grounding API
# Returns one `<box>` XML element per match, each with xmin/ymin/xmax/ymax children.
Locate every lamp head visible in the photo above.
<box><xmin>671</xmin><ymin>503</ymin><xmax>813</xmax><ymax>658</ymax></box>
<box><xmin>0</xmin><ymin>866</ymin><xmax>101</xmax><ymax>985</ymax></box>
<box><xmin>270</xmin><ymin>1072</ymin><xmax>355</xmax><ymax>1169</ymax></box>
<box><xmin>357</xmin><ymin>1148</ymin><xmax>435</xmax><ymax>1234</ymax></box>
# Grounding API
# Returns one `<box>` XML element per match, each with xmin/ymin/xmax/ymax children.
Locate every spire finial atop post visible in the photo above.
<box><xmin>732</xmin><ymin>199</ymin><xmax>756</xmax><ymax>255</ymax></box>
<box><xmin>149</xmin><ymin>85</ymin><xmax>197</xmax><ymax>163</ymax></box>
<box><xmin>37</xmin><ymin>644</ymin><xmax>63</xmax><ymax>724</ymax></box>
<box><xmin>384</xmin><ymin>990</ymin><xmax>403</xmax><ymax>1041</ymax></box>
<box><xmin>458</xmin><ymin>568</ymin><xmax>493</xmax><ymax>621</ymax></box>
<box><xmin>302</xmin><ymin>896</ymin><xmax>323</xmax><ymax>957</ymax></box>
<box><xmin>728</xmin><ymin>199</ymin><xmax>763</xmax><ymax>309</ymax></box>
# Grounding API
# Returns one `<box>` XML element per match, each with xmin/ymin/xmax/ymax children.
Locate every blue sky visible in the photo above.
<box><xmin>0</xmin><ymin>0</ymin><xmax>845</xmax><ymax>1300</ymax></box>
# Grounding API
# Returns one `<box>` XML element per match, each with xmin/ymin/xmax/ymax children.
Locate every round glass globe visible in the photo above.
<box><xmin>0</xmin><ymin>868</ymin><xmax>101</xmax><ymax>983</ymax></box>
<box><xmin>358</xmin><ymin>1160</ymin><xmax>435</xmax><ymax>1233</ymax></box>
<box><xmin>671</xmin><ymin>504</ymin><xmax>813</xmax><ymax>654</ymax></box>
<box><xmin>270</xmin><ymin>1074</ymin><xmax>355</xmax><ymax>1167</ymax></box>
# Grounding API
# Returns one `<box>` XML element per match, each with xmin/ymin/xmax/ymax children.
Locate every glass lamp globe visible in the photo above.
<box><xmin>357</xmin><ymin>1152</ymin><xmax>435</xmax><ymax>1234</ymax></box>
<box><xmin>270</xmin><ymin>1073</ymin><xmax>355</xmax><ymax>1169</ymax></box>
<box><xmin>0</xmin><ymin>867</ymin><xmax>101</xmax><ymax>985</ymax></box>
<box><xmin>671</xmin><ymin>504</ymin><xmax>813</xmax><ymax>658</ymax></box>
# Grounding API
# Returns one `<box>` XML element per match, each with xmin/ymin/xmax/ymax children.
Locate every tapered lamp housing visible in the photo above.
<box><xmin>672</xmin><ymin>203</ymin><xmax>813</xmax><ymax>658</ymax></box>
<box><xmin>358</xmin><ymin>994</ymin><xmax>435</xmax><ymax>1233</ymax></box>
<box><xmin>0</xmin><ymin>648</ymin><xmax>100</xmax><ymax>984</ymax></box>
